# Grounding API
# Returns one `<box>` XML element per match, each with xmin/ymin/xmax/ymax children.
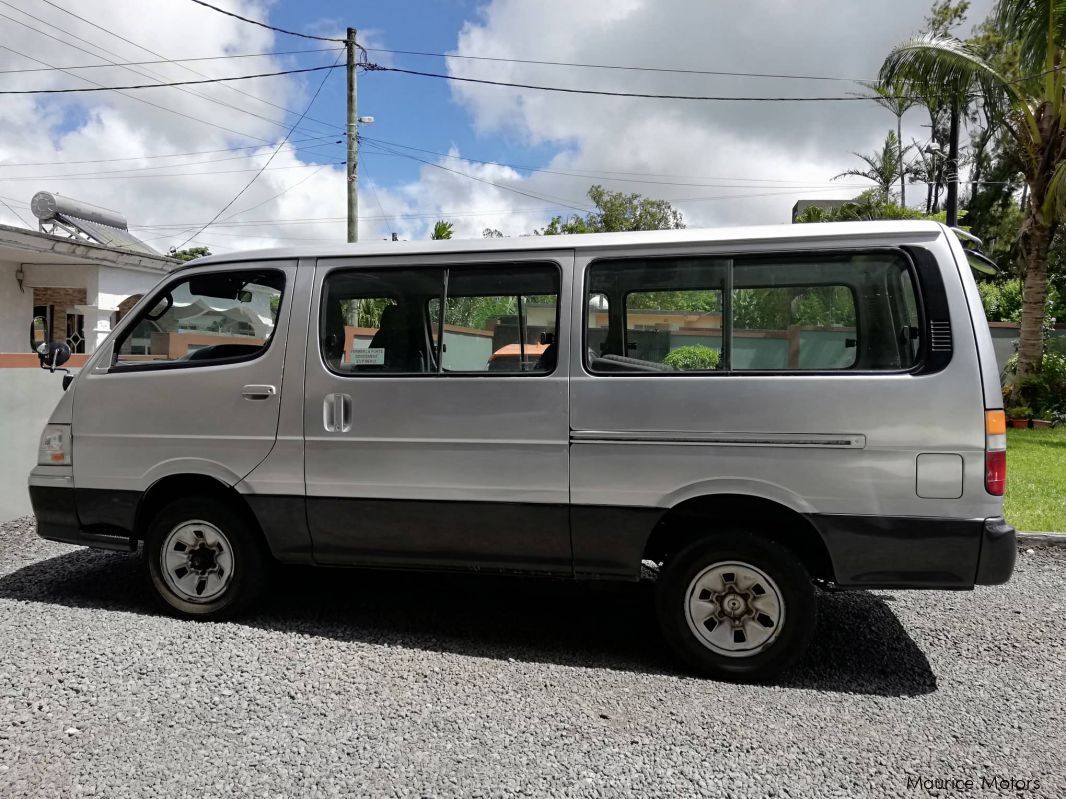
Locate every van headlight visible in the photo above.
<box><xmin>38</xmin><ymin>424</ymin><xmax>71</xmax><ymax>465</ymax></box>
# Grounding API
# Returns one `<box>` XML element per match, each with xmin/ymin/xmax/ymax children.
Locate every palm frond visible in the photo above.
<box><xmin>993</xmin><ymin>0</ymin><xmax>1066</xmax><ymax>76</ymax></box>
<box><xmin>880</xmin><ymin>33</ymin><xmax>1017</xmax><ymax>106</ymax></box>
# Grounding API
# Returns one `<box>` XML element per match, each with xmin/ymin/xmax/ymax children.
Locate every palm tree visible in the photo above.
<box><xmin>431</xmin><ymin>220</ymin><xmax>454</xmax><ymax>240</ymax></box>
<box><xmin>834</xmin><ymin>130</ymin><xmax>910</xmax><ymax>198</ymax></box>
<box><xmin>860</xmin><ymin>82</ymin><xmax>919</xmax><ymax>204</ymax></box>
<box><xmin>881</xmin><ymin>1</ymin><xmax>1066</xmax><ymax>379</ymax></box>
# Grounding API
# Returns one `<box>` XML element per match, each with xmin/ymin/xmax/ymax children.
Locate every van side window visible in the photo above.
<box><xmin>113</xmin><ymin>270</ymin><xmax>284</xmax><ymax>368</ymax></box>
<box><xmin>320</xmin><ymin>263</ymin><xmax>560</xmax><ymax>376</ymax></box>
<box><xmin>732</xmin><ymin>261</ymin><xmax>857</xmax><ymax>370</ymax></box>
<box><xmin>320</xmin><ymin>269</ymin><xmax>443</xmax><ymax>374</ymax></box>
<box><xmin>431</xmin><ymin>264</ymin><xmax>560</xmax><ymax>374</ymax></box>
<box><xmin>586</xmin><ymin>252</ymin><xmax>921</xmax><ymax>373</ymax></box>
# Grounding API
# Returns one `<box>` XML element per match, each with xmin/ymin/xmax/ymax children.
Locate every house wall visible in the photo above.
<box><xmin>0</xmin><ymin>262</ymin><xmax>35</xmax><ymax>353</ymax></box>
<box><xmin>0</xmin><ymin>365</ymin><xmax>67</xmax><ymax>521</ymax></box>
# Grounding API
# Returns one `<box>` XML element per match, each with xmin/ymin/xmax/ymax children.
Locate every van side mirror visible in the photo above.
<box><xmin>36</xmin><ymin>341</ymin><xmax>71</xmax><ymax>373</ymax></box>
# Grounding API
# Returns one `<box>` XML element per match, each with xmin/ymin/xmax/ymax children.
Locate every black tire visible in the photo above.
<box><xmin>144</xmin><ymin>495</ymin><xmax>268</xmax><ymax>619</ymax></box>
<box><xmin>655</xmin><ymin>532</ymin><xmax>816</xmax><ymax>682</ymax></box>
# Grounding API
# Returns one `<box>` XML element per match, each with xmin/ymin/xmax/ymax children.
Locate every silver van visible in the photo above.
<box><xmin>28</xmin><ymin>221</ymin><xmax>1015</xmax><ymax>681</ymax></box>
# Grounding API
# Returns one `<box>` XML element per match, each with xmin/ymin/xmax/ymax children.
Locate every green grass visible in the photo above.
<box><xmin>1004</xmin><ymin>427</ymin><xmax>1066</xmax><ymax>532</ymax></box>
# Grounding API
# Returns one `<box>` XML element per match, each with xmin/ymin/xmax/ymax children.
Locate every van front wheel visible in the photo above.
<box><xmin>145</xmin><ymin>497</ymin><xmax>266</xmax><ymax>619</ymax></box>
<box><xmin>655</xmin><ymin>533</ymin><xmax>815</xmax><ymax>682</ymax></box>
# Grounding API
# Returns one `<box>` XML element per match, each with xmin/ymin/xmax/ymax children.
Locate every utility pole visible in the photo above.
<box><xmin>946</xmin><ymin>101</ymin><xmax>960</xmax><ymax>228</ymax></box>
<box><xmin>346</xmin><ymin>27</ymin><xmax>358</xmax><ymax>243</ymax></box>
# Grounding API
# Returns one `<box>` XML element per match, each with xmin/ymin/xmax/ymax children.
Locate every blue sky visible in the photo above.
<box><xmin>270</xmin><ymin>0</ymin><xmax>559</xmax><ymax>195</ymax></box>
<box><xmin>0</xmin><ymin>0</ymin><xmax>996</xmax><ymax>248</ymax></box>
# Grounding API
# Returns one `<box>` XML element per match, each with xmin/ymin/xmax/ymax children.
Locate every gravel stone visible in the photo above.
<box><xmin>0</xmin><ymin>516</ymin><xmax>1063</xmax><ymax>798</ymax></box>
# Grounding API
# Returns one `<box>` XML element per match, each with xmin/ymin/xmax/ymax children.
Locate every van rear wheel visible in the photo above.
<box><xmin>144</xmin><ymin>496</ymin><xmax>267</xmax><ymax>619</ymax></box>
<box><xmin>655</xmin><ymin>533</ymin><xmax>815</xmax><ymax>682</ymax></box>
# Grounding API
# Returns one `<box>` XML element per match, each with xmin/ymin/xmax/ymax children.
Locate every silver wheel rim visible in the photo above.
<box><xmin>160</xmin><ymin>520</ymin><xmax>234</xmax><ymax>604</ymax></box>
<box><xmin>684</xmin><ymin>561</ymin><xmax>785</xmax><ymax>658</ymax></box>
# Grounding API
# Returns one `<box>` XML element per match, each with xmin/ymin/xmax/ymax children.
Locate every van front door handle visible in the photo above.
<box><xmin>241</xmin><ymin>384</ymin><xmax>276</xmax><ymax>400</ymax></box>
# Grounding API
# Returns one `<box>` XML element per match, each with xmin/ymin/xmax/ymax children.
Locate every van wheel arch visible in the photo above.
<box><xmin>135</xmin><ymin>474</ymin><xmax>269</xmax><ymax>556</ymax></box>
<box><xmin>642</xmin><ymin>494</ymin><xmax>836</xmax><ymax>584</ymax></box>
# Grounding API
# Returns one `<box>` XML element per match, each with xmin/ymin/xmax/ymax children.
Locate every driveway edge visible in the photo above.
<box><xmin>1018</xmin><ymin>531</ymin><xmax>1066</xmax><ymax>547</ymax></box>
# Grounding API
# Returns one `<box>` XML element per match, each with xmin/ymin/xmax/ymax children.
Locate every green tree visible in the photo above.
<box><xmin>169</xmin><ymin>246</ymin><xmax>211</xmax><ymax>262</ymax></box>
<box><xmin>794</xmin><ymin>189</ymin><xmax>944</xmax><ymax>223</ymax></box>
<box><xmin>537</xmin><ymin>185</ymin><xmax>684</xmax><ymax>235</ymax></box>
<box><xmin>431</xmin><ymin>220</ymin><xmax>454</xmax><ymax>240</ymax></box>
<box><xmin>881</xmin><ymin>1</ymin><xmax>1066</xmax><ymax>378</ymax></box>
<box><xmin>860</xmin><ymin>83</ymin><xmax>920</xmax><ymax>204</ymax></box>
<box><xmin>834</xmin><ymin>130</ymin><xmax>911</xmax><ymax>199</ymax></box>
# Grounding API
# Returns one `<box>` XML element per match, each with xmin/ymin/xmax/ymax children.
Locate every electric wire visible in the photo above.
<box><xmin>364</xmin><ymin>47</ymin><xmax>874</xmax><ymax>83</ymax></box>
<box><xmin>185</xmin><ymin>0</ymin><xmax>347</xmax><ymax>44</ymax></box>
<box><xmin>34</xmin><ymin>0</ymin><xmax>344</xmax><ymax>136</ymax></box>
<box><xmin>0</xmin><ymin>135</ymin><xmax>343</xmax><ymax>167</ymax></box>
<box><xmin>0</xmin><ymin>61</ymin><xmax>340</xmax><ymax>94</ymax></box>
<box><xmin>361</xmin><ymin>64</ymin><xmax>890</xmax><ymax>101</ymax></box>
<box><xmin>0</xmin><ymin>2</ymin><xmax>335</xmax><ymax>138</ymax></box>
<box><xmin>175</xmin><ymin>50</ymin><xmax>344</xmax><ymax>248</ymax></box>
<box><xmin>0</xmin><ymin>46</ymin><xmax>341</xmax><ymax>73</ymax></box>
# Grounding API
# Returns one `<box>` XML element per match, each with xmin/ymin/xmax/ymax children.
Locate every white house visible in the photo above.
<box><xmin>0</xmin><ymin>194</ymin><xmax>177</xmax><ymax>521</ymax></box>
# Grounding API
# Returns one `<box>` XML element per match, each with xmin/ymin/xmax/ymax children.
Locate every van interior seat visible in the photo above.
<box><xmin>592</xmin><ymin>353</ymin><xmax>675</xmax><ymax>372</ymax></box>
<box><xmin>369</xmin><ymin>304</ymin><xmax>426</xmax><ymax>372</ymax></box>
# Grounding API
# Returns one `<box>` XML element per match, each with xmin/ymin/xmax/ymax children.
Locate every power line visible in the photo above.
<box><xmin>365</xmin><ymin>48</ymin><xmax>873</xmax><ymax>83</ymax></box>
<box><xmin>0</xmin><ymin>63</ymin><xmax>340</xmax><ymax>94</ymax></box>
<box><xmin>0</xmin><ymin>162</ymin><xmax>342</xmax><ymax>182</ymax></box>
<box><xmin>0</xmin><ymin>135</ymin><xmax>343</xmax><ymax>167</ymax></box>
<box><xmin>0</xmin><ymin>2</ymin><xmax>328</xmax><ymax>140</ymax></box>
<box><xmin>221</xmin><ymin>163</ymin><xmax>330</xmax><ymax>222</ymax></box>
<box><xmin>359</xmin><ymin>135</ymin><xmax>869</xmax><ymax>189</ymax></box>
<box><xmin>0</xmin><ymin>47</ymin><xmax>341</xmax><ymax>74</ymax></box>
<box><xmin>186</xmin><ymin>0</ymin><xmax>346</xmax><ymax>44</ymax></box>
<box><xmin>34</xmin><ymin>0</ymin><xmax>344</xmax><ymax>136</ymax></box>
<box><xmin>360</xmin><ymin>139</ymin><xmax>591</xmax><ymax>212</ymax></box>
<box><xmin>362</xmin><ymin>64</ymin><xmax>888</xmax><ymax>101</ymax></box>
<box><xmin>176</xmin><ymin>50</ymin><xmax>344</xmax><ymax>248</ymax></box>
<box><xmin>0</xmin><ymin>39</ymin><xmax>270</xmax><ymax>143</ymax></box>
<box><xmin>362</xmin><ymin>161</ymin><xmax>398</xmax><ymax>237</ymax></box>
<box><xmin>0</xmin><ymin>149</ymin><xmax>340</xmax><ymax>178</ymax></box>
<box><xmin>0</xmin><ymin>195</ymin><xmax>32</xmax><ymax>227</ymax></box>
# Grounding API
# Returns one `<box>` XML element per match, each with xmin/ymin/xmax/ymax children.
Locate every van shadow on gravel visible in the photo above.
<box><xmin>0</xmin><ymin>548</ymin><xmax>936</xmax><ymax>697</ymax></box>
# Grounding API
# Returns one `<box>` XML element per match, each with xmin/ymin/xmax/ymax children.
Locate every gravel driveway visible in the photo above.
<box><xmin>1</xmin><ymin>516</ymin><xmax>1063</xmax><ymax>799</ymax></box>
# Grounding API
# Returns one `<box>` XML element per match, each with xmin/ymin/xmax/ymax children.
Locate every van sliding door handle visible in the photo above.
<box><xmin>323</xmin><ymin>393</ymin><xmax>352</xmax><ymax>432</ymax></box>
<box><xmin>241</xmin><ymin>384</ymin><xmax>276</xmax><ymax>400</ymax></box>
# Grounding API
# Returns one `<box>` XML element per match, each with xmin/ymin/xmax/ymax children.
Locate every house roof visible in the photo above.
<box><xmin>0</xmin><ymin>222</ymin><xmax>176</xmax><ymax>273</ymax></box>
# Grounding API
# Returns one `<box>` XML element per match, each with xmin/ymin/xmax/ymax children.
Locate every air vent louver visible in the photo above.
<box><xmin>929</xmin><ymin>320</ymin><xmax>952</xmax><ymax>352</ymax></box>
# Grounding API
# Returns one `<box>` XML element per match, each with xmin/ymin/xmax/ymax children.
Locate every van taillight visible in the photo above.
<box><xmin>985</xmin><ymin>410</ymin><xmax>1006</xmax><ymax>496</ymax></box>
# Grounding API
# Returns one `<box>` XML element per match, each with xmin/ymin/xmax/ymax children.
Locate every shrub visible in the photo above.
<box><xmin>1004</xmin><ymin>351</ymin><xmax>1066</xmax><ymax>416</ymax></box>
<box><xmin>1006</xmin><ymin>406</ymin><xmax>1033</xmax><ymax>420</ymax></box>
<box><xmin>663</xmin><ymin>344</ymin><xmax>721</xmax><ymax>371</ymax></box>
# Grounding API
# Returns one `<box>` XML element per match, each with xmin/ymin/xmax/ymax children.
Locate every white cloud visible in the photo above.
<box><xmin>443</xmin><ymin>0</ymin><xmax>996</xmax><ymax>228</ymax></box>
<box><xmin>0</xmin><ymin>0</ymin><xmax>997</xmax><ymax>251</ymax></box>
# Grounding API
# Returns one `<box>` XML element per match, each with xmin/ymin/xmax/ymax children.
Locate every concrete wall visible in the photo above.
<box><xmin>0</xmin><ymin>367</ymin><xmax>66</xmax><ymax>521</ymax></box>
<box><xmin>0</xmin><ymin>263</ymin><xmax>34</xmax><ymax>353</ymax></box>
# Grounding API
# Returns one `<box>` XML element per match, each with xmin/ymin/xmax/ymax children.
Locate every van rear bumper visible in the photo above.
<box><xmin>975</xmin><ymin>517</ymin><xmax>1016</xmax><ymax>585</ymax></box>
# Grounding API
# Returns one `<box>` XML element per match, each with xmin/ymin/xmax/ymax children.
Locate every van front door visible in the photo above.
<box><xmin>304</xmin><ymin>253</ymin><xmax>573</xmax><ymax>574</ymax></box>
<box><xmin>72</xmin><ymin>263</ymin><xmax>295</xmax><ymax>529</ymax></box>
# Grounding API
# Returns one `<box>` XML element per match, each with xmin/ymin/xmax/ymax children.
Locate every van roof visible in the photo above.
<box><xmin>186</xmin><ymin>220</ymin><xmax>947</xmax><ymax>267</ymax></box>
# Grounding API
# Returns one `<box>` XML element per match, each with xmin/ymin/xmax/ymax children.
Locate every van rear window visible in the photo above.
<box><xmin>586</xmin><ymin>252</ymin><xmax>921</xmax><ymax>374</ymax></box>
